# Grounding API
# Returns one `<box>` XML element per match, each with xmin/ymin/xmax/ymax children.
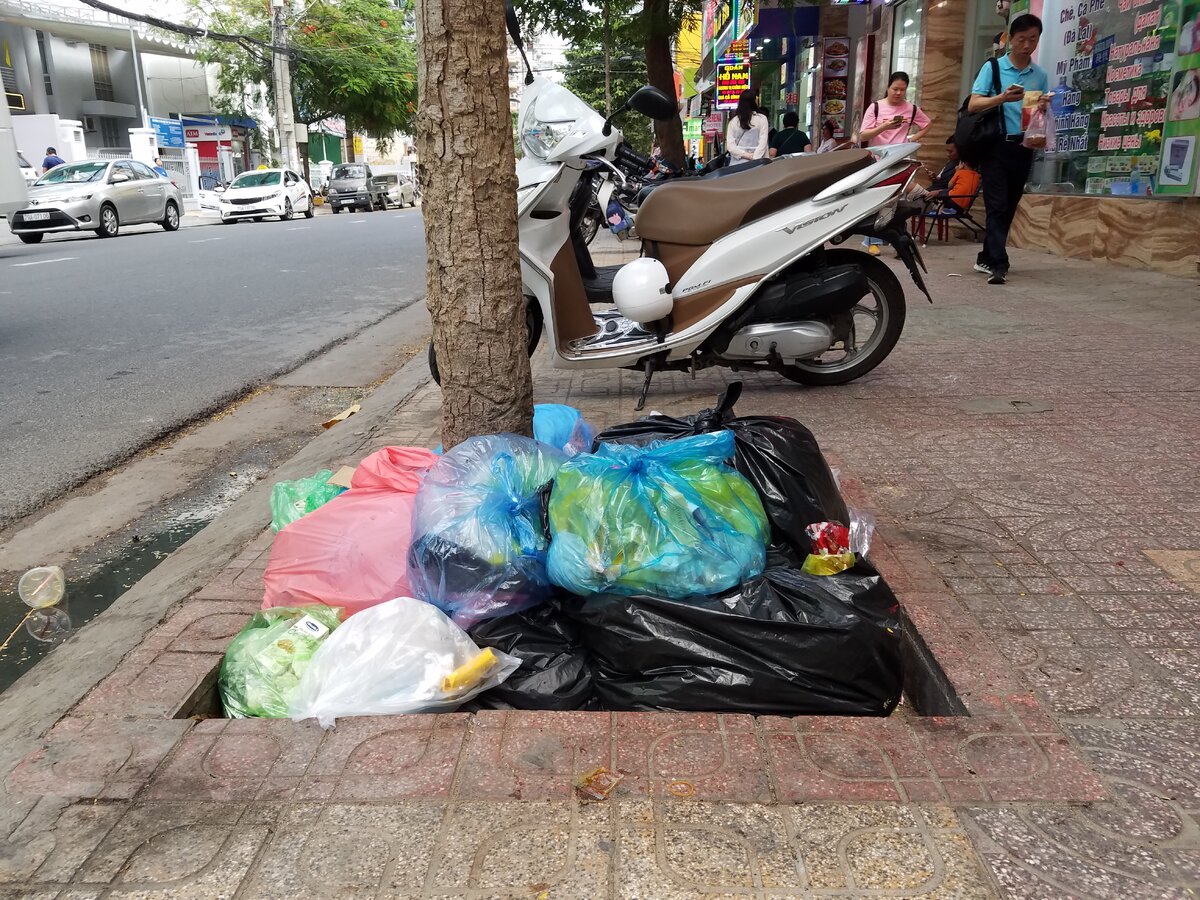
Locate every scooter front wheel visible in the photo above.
<box><xmin>780</xmin><ymin>249</ymin><xmax>906</xmax><ymax>386</ymax></box>
<box><xmin>428</xmin><ymin>301</ymin><xmax>544</xmax><ymax>386</ymax></box>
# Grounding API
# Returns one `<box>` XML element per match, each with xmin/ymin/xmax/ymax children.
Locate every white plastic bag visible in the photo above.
<box><xmin>289</xmin><ymin>597</ymin><xmax>520</xmax><ymax>728</ymax></box>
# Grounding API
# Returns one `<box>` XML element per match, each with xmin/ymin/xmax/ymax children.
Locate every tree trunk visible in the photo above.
<box><xmin>642</xmin><ymin>0</ymin><xmax>684</xmax><ymax>168</ymax></box>
<box><xmin>415</xmin><ymin>0</ymin><xmax>533</xmax><ymax>448</ymax></box>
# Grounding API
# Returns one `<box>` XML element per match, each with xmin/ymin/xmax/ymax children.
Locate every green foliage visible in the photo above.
<box><xmin>562</xmin><ymin>33</ymin><xmax>654</xmax><ymax>155</ymax></box>
<box><xmin>191</xmin><ymin>0</ymin><xmax>418</xmax><ymax>141</ymax></box>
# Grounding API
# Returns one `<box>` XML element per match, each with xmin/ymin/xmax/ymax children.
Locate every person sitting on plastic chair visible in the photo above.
<box><xmin>909</xmin><ymin>139</ymin><xmax>982</xmax><ymax>244</ymax></box>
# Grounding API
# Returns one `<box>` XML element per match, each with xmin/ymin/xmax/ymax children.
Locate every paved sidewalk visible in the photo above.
<box><xmin>1</xmin><ymin>234</ymin><xmax>1198</xmax><ymax>898</ymax></box>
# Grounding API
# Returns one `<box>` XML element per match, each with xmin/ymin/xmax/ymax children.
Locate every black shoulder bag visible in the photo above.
<box><xmin>954</xmin><ymin>57</ymin><xmax>1003</xmax><ymax>164</ymax></box>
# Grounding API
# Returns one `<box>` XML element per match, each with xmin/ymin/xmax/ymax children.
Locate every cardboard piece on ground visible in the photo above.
<box><xmin>327</xmin><ymin>466</ymin><xmax>356</xmax><ymax>489</ymax></box>
<box><xmin>322</xmin><ymin>403</ymin><xmax>361</xmax><ymax>429</ymax></box>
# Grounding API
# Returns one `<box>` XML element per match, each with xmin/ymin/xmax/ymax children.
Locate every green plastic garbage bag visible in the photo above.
<box><xmin>269</xmin><ymin>470</ymin><xmax>346</xmax><ymax>532</ymax></box>
<box><xmin>219</xmin><ymin>605</ymin><xmax>342</xmax><ymax>718</ymax></box>
<box><xmin>547</xmin><ymin>430</ymin><xmax>769</xmax><ymax>599</ymax></box>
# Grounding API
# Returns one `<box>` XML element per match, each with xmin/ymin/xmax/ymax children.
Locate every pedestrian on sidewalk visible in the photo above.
<box><xmin>726</xmin><ymin>90</ymin><xmax>770</xmax><ymax>165</ymax></box>
<box><xmin>769</xmin><ymin>112</ymin><xmax>813</xmax><ymax>157</ymax></box>
<box><xmin>41</xmin><ymin>147</ymin><xmax>65</xmax><ymax>173</ymax></box>
<box><xmin>968</xmin><ymin>13</ymin><xmax>1049</xmax><ymax>285</ymax></box>
<box><xmin>854</xmin><ymin>72</ymin><xmax>931</xmax><ymax>254</ymax></box>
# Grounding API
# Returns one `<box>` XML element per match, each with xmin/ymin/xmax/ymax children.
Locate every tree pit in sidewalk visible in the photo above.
<box><xmin>174</xmin><ymin>601</ymin><xmax>965</xmax><ymax>722</ymax></box>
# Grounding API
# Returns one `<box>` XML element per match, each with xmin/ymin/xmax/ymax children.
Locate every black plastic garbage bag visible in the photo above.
<box><xmin>566</xmin><ymin>564</ymin><xmax>903</xmax><ymax>716</ymax></box>
<box><xmin>468</xmin><ymin>596</ymin><xmax>595</xmax><ymax>710</ymax></box>
<box><xmin>593</xmin><ymin>382</ymin><xmax>848</xmax><ymax>558</ymax></box>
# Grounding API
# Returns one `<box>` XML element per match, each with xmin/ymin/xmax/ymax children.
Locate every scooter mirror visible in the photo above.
<box><xmin>628</xmin><ymin>86</ymin><xmax>676</xmax><ymax>121</ymax></box>
<box><xmin>504</xmin><ymin>2</ymin><xmax>524</xmax><ymax>50</ymax></box>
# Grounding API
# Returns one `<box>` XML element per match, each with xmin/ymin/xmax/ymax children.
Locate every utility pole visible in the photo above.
<box><xmin>271</xmin><ymin>0</ymin><xmax>298</xmax><ymax>169</ymax></box>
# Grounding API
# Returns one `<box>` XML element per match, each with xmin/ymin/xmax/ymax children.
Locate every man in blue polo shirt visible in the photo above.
<box><xmin>968</xmin><ymin>14</ymin><xmax>1050</xmax><ymax>285</ymax></box>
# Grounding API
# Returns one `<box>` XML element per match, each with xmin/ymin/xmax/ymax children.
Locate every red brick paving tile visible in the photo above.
<box><xmin>139</xmin><ymin>600</ymin><xmax>259</xmax><ymax>652</ymax></box>
<box><xmin>307</xmin><ymin>714</ymin><xmax>468</xmax><ymax>801</ymax></box>
<box><xmin>613</xmin><ymin>711</ymin><xmax>771</xmax><ymax>802</ymax></box>
<box><xmin>7</xmin><ymin>718</ymin><xmax>190</xmax><ymax>801</ymax></box>
<box><xmin>454</xmin><ymin>710</ymin><xmax>613</xmax><ymax>800</ymax></box>
<box><xmin>764</xmin><ymin>730</ymin><xmax>903</xmax><ymax>802</ymax></box>
<box><xmin>145</xmin><ymin>718</ymin><xmax>323</xmax><ymax>802</ymax></box>
<box><xmin>71</xmin><ymin>650</ymin><xmax>221</xmax><ymax>719</ymax></box>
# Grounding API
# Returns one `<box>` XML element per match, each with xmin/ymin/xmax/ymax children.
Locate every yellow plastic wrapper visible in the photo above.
<box><xmin>801</xmin><ymin>551</ymin><xmax>856</xmax><ymax>577</ymax></box>
<box><xmin>441</xmin><ymin>648</ymin><xmax>499</xmax><ymax>694</ymax></box>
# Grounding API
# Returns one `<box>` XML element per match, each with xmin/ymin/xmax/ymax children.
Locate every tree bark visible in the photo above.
<box><xmin>642</xmin><ymin>0</ymin><xmax>684</xmax><ymax>168</ymax></box>
<box><xmin>415</xmin><ymin>0</ymin><xmax>533</xmax><ymax>448</ymax></box>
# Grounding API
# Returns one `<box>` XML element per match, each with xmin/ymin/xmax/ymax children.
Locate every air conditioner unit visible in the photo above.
<box><xmin>83</xmin><ymin>116</ymin><xmax>97</xmax><ymax>132</ymax></box>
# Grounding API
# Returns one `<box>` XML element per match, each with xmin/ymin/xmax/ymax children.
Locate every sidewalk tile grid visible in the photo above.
<box><xmin>2</xmin><ymin>239</ymin><xmax>1199</xmax><ymax>896</ymax></box>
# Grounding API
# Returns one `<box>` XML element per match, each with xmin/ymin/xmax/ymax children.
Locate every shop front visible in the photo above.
<box><xmin>889</xmin><ymin>0</ymin><xmax>1199</xmax><ymax>275</ymax></box>
<box><xmin>1003</xmin><ymin>0</ymin><xmax>1200</xmax><ymax>274</ymax></box>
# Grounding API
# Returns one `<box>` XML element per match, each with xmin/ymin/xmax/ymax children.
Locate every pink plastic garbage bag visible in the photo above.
<box><xmin>262</xmin><ymin>446</ymin><xmax>438</xmax><ymax>617</ymax></box>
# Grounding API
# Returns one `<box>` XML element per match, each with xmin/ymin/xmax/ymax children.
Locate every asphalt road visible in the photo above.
<box><xmin>0</xmin><ymin>207</ymin><xmax>427</xmax><ymax>526</ymax></box>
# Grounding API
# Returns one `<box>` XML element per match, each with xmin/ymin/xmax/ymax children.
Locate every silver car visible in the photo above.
<box><xmin>371</xmin><ymin>173</ymin><xmax>416</xmax><ymax>208</ymax></box>
<box><xmin>9</xmin><ymin>158</ymin><xmax>185</xmax><ymax>244</ymax></box>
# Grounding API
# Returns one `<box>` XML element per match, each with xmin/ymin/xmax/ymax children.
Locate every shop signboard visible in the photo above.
<box><xmin>716</xmin><ymin>60</ymin><xmax>751</xmax><ymax>110</ymax></box>
<box><xmin>737</xmin><ymin>0</ymin><xmax>757</xmax><ymax>41</ymax></box>
<box><xmin>1022</xmin><ymin>0</ymin><xmax>1200</xmax><ymax>196</ymax></box>
<box><xmin>819</xmin><ymin>36</ymin><xmax>851</xmax><ymax>137</ymax></box>
<box><xmin>150</xmin><ymin>116</ymin><xmax>184</xmax><ymax>149</ymax></box>
<box><xmin>703</xmin><ymin>111</ymin><xmax>723</xmax><ymax>135</ymax></box>
<box><xmin>184</xmin><ymin>124</ymin><xmax>231</xmax><ymax>142</ymax></box>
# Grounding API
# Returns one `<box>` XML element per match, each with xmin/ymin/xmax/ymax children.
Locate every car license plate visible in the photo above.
<box><xmin>24</xmin><ymin>211</ymin><xmax>51</xmax><ymax>222</ymax></box>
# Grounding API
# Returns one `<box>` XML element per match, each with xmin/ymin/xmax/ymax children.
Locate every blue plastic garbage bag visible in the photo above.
<box><xmin>408</xmin><ymin>435</ymin><xmax>567</xmax><ymax>628</ymax></box>
<box><xmin>433</xmin><ymin>405</ymin><xmax>594</xmax><ymax>458</ymax></box>
<box><xmin>546</xmin><ymin>431</ymin><xmax>769</xmax><ymax>599</ymax></box>
<box><xmin>533</xmin><ymin>404</ymin><xmax>595</xmax><ymax>457</ymax></box>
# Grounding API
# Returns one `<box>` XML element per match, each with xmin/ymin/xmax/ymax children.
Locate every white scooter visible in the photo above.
<box><xmin>430</xmin><ymin>20</ymin><xmax>930</xmax><ymax>409</ymax></box>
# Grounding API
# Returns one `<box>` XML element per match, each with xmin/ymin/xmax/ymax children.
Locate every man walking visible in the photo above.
<box><xmin>41</xmin><ymin>146</ymin><xmax>66</xmax><ymax>173</ymax></box>
<box><xmin>968</xmin><ymin>14</ymin><xmax>1049</xmax><ymax>285</ymax></box>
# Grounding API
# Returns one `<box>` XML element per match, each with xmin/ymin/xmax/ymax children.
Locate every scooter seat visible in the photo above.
<box><xmin>635</xmin><ymin>151</ymin><xmax>875</xmax><ymax>247</ymax></box>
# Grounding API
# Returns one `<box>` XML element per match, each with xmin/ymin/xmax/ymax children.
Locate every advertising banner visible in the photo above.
<box><xmin>1025</xmin><ymin>0</ymin><xmax>1200</xmax><ymax>196</ymax></box>
<box><xmin>717</xmin><ymin>61</ymin><xmax>752</xmax><ymax>110</ymax></box>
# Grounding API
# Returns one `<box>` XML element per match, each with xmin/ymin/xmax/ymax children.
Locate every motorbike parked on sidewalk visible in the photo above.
<box><xmin>428</xmin><ymin>15</ymin><xmax>930</xmax><ymax>408</ymax></box>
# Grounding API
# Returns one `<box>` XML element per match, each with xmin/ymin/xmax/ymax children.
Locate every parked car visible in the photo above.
<box><xmin>17</xmin><ymin>151</ymin><xmax>37</xmax><ymax>185</ymax></box>
<box><xmin>8</xmin><ymin>158</ymin><xmax>184</xmax><ymax>244</ymax></box>
<box><xmin>327</xmin><ymin>163</ymin><xmax>386</xmax><ymax>213</ymax></box>
<box><xmin>371</xmin><ymin>173</ymin><xmax>416</xmax><ymax>208</ymax></box>
<box><xmin>218</xmin><ymin>167</ymin><xmax>314</xmax><ymax>223</ymax></box>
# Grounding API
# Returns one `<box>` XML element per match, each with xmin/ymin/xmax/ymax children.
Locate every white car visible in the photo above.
<box><xmin>218</xmin><ymin>167</ymin><xmax>314</xmax><ymax>223</ymax></box>
<box><xmin>17</xmin><ymin>151</ymin><xmax>37</xmax><ymax>185</ymax></box>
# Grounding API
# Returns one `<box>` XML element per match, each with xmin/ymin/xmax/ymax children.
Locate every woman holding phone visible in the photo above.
<box><xmin>855</xmin><ymin>72</ymin><xmax>931</xmax><ymax>253</ymax></box>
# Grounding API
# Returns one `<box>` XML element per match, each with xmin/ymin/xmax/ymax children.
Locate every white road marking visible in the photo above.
<box><xmin>287</xmin><ymin>226</ymin><xmax>310</xmax><ymax>231</ymax></box>
<box><xmin>189</xmin><ymin>237</ymin><xmax>225</xmax><ymax>244</ymax></box>
<box><xmin>349</xmin><ymin>219</ymin><xmax>366</xmax><ymax>224</ymax></box>
<box><xmin>11</xmin><ymin>257</ymin><xmax>77</xmax><ymax>267</ymax></box>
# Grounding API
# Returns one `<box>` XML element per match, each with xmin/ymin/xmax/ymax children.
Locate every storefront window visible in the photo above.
<box><xmin>1017</xmin><ymin>0</ymin><xmax>1200</xmax><ymax>198</ymax></box>
<box><xmin>890</xmin><ymin>0</ymin><xmax>924</xmax><ymax>100</ymax></box>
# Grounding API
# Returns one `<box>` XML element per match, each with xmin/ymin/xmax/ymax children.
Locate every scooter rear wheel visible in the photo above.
<box><xmin>428</xmin><ymin>301</ymin><xmax>543</xmax><ymax>386</ymax></box>
<box><xmin>780</xmin><ymin>249</ymin><xmax>906</xmax><ymax>386</ymax></box>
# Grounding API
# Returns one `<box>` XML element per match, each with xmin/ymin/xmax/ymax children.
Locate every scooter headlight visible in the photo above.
<box><xmin>520</xmin><ymin>94</ymin><xmax>577</xmax><ymax>159</ymax></box>
<box><xmin>522</xmin><ymin>119</ymin><xmax>576</xmax><ymax>159</ymax></box>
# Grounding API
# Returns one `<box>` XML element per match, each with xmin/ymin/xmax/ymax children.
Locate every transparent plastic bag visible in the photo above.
<box><xmin>407</xmin><ymin>435</ymin><xmax>567</xmax><ymax>628</ymax></box>
<box><xmin>269</xmin><ymin>470</ymin><xmax>346</xmax><ymax>532</ymax></box>
<box><xmin>289</xmin><ymin>597</ymin><xmax>520</xmax><ymax>728</ymax></box>
<box><xmin>219</xmin><ymin>605</ymin><xmax>342</xmax><ymax>718</ymax></box>
<box><xmin>533</xmin><ymin>404</ymin><xmax>595</xmax><ymax>457</ymax></box>
<box><xmin>1023</xmin><ymin>107</ymin><xmax>1055</xmax><ymax>150</ymax></box>
<box><xmin>547</xmin><ymin>430</ymin><xmax>769</xmax><ymax>599</ymax></box>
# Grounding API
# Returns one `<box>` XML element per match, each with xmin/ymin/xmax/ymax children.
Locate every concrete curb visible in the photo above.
<box><xmin>0</xmin><ymin>339</ymin><xmax>434</xmax><ymax>809</ymax></box>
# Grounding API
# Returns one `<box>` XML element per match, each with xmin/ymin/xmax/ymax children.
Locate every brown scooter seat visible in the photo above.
<box><xmin>635</xmin><ymin>151</ymin><xmax>875</xmax><ymax>246</ymax></box>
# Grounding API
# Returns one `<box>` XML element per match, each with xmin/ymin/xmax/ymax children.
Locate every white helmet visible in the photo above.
<box><xmin>612</xmin><ymin>258</ymin><xmax>672</xmax><ymax>324</ymax></box>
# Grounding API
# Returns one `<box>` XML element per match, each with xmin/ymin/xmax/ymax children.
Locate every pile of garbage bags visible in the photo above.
<box><xmin>219</xmin><ymin>390</ymin><xmax>904</xmax><ymax>727</ymax></box>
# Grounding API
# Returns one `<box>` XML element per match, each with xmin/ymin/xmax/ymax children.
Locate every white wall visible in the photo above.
<box><xmin>142</xmin><ymin>55</ymin><xmax>212</xmax><ymax>118</ymax></box>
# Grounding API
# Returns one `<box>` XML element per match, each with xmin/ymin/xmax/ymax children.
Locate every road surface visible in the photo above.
<box><xmin>0</xmin><ymin>207</ymin><xmax>427</xmax><ymax>525</ymax></box>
